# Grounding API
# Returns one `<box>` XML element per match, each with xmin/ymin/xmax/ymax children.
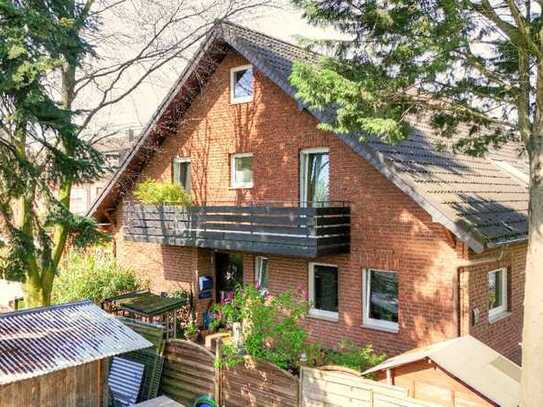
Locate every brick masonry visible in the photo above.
<box><xmin>111</xmin><ymin>51</ymin><xmax>525</xmax><ymax>362</ymax></box>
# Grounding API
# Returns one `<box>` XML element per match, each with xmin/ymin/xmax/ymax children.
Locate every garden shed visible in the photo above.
<box><xmin>364</xmin><ymin>335</ymin><xmax>521</xmax><ymax>407</ymax></box>
<box><xmin>0</xmin><ymin>300</ymin><xmax>151</xmax><ymax>407</ymax></box>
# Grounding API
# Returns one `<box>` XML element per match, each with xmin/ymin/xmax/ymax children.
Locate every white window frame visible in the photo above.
<box><xmin>308</xmin><ymin>262</ymin><xmax>339</xmax><ymax>322</ymax></box>
<box><xmin>299</xmin><ymin>147</ymin><xmax>330</xmax><ymax>207</ymax></box>
<box><xmin>230</xmin><ymin>65</ymin><xmax>253</xmax><ymax>104</ymax></box>
<box><xmin>488</xmin><ymin>267</ymin><xmax>508</xmax><ymax>322</ymax></box>
<box><xmin>254</xmin><ymin>256</ymin><xmax>268</xmax><ymax>291</ymax></box>
<box><xmin>172</xmin><ymin>157</ymin><xmax>191</xmax><ymax>192</ymax></box>
<box><xmin>362</xmin><ymin>268</ymin><xmax>399</xmax><ymax>333</ymax></box>
<box><xmin>231</xmin><ymin>153</ymin><xmax>253</xmax><ymax>189</ymax></box>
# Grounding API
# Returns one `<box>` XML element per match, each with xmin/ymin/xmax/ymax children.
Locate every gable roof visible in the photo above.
<box><xmin>0</xmin><ymin>300</ymin><xmax>152</xmax><ymax>385</ymax></box>
<box><xmin>363</xmin><ymin>336</ymin><xmax>521</xmax><ymax>407</ymax></box>
<box><xmin>88</xmin><ymin>21</ymin><xmax>528</xmax><ymax>253</ymax></box>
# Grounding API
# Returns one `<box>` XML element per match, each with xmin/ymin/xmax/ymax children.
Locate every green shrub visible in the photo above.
<box><xmin>52</xmin><ymin>247</ymin><xmax>142</xmax><ymax>304</ymax></box>
<box><xmin>134</xmin><ymin>180</ymin><xmax>192</xmax><ymax>206</ymax></box>
<box><xmin>325</xmin><ymin>338</ymin><xmax>386</xmax><ymax>372</ymax></box>
<box><xmin>213</xmin><ymin>286</ymin><xmax>309</xmax><ymax>372</ymax></box>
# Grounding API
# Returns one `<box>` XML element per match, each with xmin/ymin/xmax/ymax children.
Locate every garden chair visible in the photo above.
<box><xmin>108</xmin><ymin>357</ymin><xmax>145</xmax><ymax>406</ymax></box>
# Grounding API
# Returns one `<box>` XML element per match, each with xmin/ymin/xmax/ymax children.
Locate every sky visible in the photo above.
<box><xmin>95</xmin><ymin>1</ymin><xmax>335</xmax><ymax>137</ymax></box>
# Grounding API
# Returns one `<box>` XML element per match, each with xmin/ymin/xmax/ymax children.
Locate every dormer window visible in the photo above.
<box><xmin>230</xmin><ymin>65</ymin><xmax>253</xmax><ymax>104</ymax></box>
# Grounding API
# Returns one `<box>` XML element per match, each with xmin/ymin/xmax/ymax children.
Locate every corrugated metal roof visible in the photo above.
<box><xmin>0</xmin><ymin>300</ymin><xmax>152</xmax><ymax>385</ymax></box>
<box><xmin>364</xmin><ymin>336</ymin><xmax>521</xmax><ymax>407</ymax></box>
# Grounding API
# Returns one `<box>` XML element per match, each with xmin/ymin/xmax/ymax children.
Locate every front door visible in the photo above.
<box><xmin>215</xmin><ymin>252</ymin><xmax>243</xmax><ymax>303</ymax></box>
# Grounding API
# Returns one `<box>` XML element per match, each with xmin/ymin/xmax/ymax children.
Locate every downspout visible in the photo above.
<box><xmin>455</xmin><ymin>248</ymin><xmax>505</xmax><ymax>337</ymax></box>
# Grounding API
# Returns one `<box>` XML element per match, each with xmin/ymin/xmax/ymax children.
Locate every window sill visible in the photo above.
<box><xmin>489</xmin><ymin>311</ymin><xmax>512</xmax><ymax>324</ymax></box>
<box><xmin>229</xmin><ymin>184</ymin><xmax>253</xmax><ymax>190</ymax></box>
<box><xmin>230</xmin><ymin>97</ymin><xmax>253</xmax><ymax>105</ymax></box>
<box><xmin>309</xmin><ymin>309</ymin><xmax>339</xmax><ymax>322</ymax></box>
<box><xmin>362</xmin><ymin>322</ymin><xmax>399</xmax><ymax>334</ymax></box>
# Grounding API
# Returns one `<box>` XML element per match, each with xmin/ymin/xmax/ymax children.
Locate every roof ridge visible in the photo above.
<box><xmin>219</xmin><ymin>19</ymin><xmax>323</xmax><ymax>60</ymax></box>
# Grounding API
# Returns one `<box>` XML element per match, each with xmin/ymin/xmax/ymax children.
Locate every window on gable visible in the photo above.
<box><xmin>300</xmin><ymin>148</ymin><xmax>330</xmax><ymax>207</ymax></box>
<box><xmin>230</xmin><ymin>65</ymin><xmax>253</xmax><ymax>103</ymax></box>
<box><xmin>255</xmin><ymin>256</ymin><xmax>269</xmax><ymax>292</ymax></box>
<box><xmin>172</xmin><ymin>157</ymin><xmax>191</xmax><ymax>192</ymax></box>
<box><xmin>488</xmin><ymin>268</ymin><xmax>508</xmax><ymax>321</ymax></box>
<box><xmin>231</xmin><ymin>153</ymin><xmax>253</xmax><ymax>188</ymax></box>
<box><xmin>363</xmin><ymin>269</ymin><xmax>399</xmax><ymax>332</ymax></box>
<box><xmin>308</xmin><ymin>263</ymin><xmax>338</xmax><ymax>321</ymax></box>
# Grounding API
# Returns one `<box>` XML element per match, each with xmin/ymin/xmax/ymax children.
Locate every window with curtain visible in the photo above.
<box><xmin>231</xmin><ymin>153</ymin><xmax>253</xmax><ymax>188</ymax></box>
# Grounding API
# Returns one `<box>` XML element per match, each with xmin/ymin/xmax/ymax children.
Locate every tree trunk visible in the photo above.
<box><xmin>24</xmin><ymin>275</ymin><xmax>43</xmax><ymax>308</ymax></box>
<box><xmin>521</xmin><ymin>133</ymin><xmax>543</xmax><ymax>406</ymax></box>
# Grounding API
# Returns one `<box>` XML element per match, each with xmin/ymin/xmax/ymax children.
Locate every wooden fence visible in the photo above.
<box><xmin>159</xmin><ymin>341</ymin><xmax>435</xmax><ymax>407</ymax></box>
<box><xmin>161</xmin><ymin>340</ymin><xmax>218</xmax><ymax>405</ymax></box>
<box><xmin>300</xmin><ymin>366</ymin><xmax>436</xmax><ymax>407</ymax></box>
<box><xmin>221</xmin><ymin>356</ymin><xmax>298</xmax><ymax>407</ymax></box>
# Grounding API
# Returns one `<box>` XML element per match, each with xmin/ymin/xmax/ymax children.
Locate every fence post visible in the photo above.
<box><xmin>215</xmin><ymin>338</ymin><xmax>222</xmax><ymax>406</ymax></box>
<box><xmin>298</xmin><ymin>367</ymin><xmax>304</xmax><ymax>407</ymax></box>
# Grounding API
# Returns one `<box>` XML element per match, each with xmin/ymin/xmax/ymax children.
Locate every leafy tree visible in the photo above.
<box><xmin>52</xmin><ymin>246</ymin><xmax>141</xmax><ymax>304</ymax></box>
<box><xmin>290</xmin><ymin>1</ymin><xmax>543</xmax><ymax>404</ymax></box>
<box><xmin>0</xmin><ymin>0</ymin><xmax>274</xmax><ymax>307</ymax></box>
<box><xmin>0</xmin><ymin>1</ymin><xmax>105</xmax><ymax>306</ymax></box>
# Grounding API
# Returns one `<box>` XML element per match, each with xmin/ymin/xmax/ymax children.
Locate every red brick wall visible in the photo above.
<box><xmin>460</xmin><ymin>244</ymin><xmax>525</xmax><ymax>363</ymax></box>
<box><xmin>111</xmin><ymin>50</ymin><xmax>524</xmax><ymax>359</ymax></box>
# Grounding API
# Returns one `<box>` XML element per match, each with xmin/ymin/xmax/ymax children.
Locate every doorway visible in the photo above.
<box><xmin>215</xmin><ymin>252</ymin><xmax>244</xmax><ymax>303</ymax></box>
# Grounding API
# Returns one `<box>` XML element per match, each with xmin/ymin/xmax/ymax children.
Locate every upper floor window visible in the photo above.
<box><xmin>231</xmin><ymin>153</ymin><xmax>253</xmax><ymax>188</ymax></box>
<box><xmin>488</xmin><ymin>268</ymin><xmax>508</xmax><ymax>322</ymax></box>
<box><xmin>308</xmin><ymin>263</ymin><xmax>338</xmax><ymax>321</ymax></box>
<box><xmin>172</xmin><ymin>157</ymin><xmax>191</xmax><ymax>192</ymax></box>
<box><xmin>300</xmin><ymin>148</ymin><xmax>329</xmax><ymax>207</ymax></box>
<box><xmin>363</xmin><ymin>269</ymin><xmax>399</xmax><ymax>332</ymax></box>
<box><xmin>230</xmin><ymin>65</ymin><xmax>253</xmax><ymax>104</ymax></box>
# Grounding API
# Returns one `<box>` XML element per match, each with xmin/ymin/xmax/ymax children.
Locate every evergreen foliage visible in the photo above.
<box><xmin>0</xmin><ymin>1</ymin><xmax>106</xmax><ymax>305</ymax></box>
<box><xmin>290</xmin><ymin>1</ymin><xmax>543</xmax><ymax>403</ymax></box>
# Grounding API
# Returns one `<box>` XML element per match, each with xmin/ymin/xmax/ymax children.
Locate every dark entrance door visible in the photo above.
<box><xmin>215</xmin><ymin>252</ymin><xmax>243</xmax><ymax>303</ymax></box>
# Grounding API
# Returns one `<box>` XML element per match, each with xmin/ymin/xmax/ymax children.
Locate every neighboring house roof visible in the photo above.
<box><xmin>0</xmin><ymin>300</ymin><xmax>152</xmax><ymax>385</ymax></box>
<box><xmin>88</xmin><ymin>21</ymin><xmax>528</xmax><ymax>253</ymax></box>
<box><xmin>363</xmin><ymin>336</ymin><xmax>521</xmax><ymax>407</ymax></box>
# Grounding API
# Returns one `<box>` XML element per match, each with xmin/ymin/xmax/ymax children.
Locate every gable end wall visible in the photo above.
<box><xmin>111</xmin><ymin>51</ymin><xmax>523</xmax><ymax>360</ymax></box>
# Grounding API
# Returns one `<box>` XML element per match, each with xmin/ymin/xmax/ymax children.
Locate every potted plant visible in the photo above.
<box><xmin>184</xmin><ymin>318</ymin><xmax>199</xmax><ymax>342</ymax></box>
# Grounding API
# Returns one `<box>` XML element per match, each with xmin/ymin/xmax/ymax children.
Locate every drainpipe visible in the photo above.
<box><xmin>455</xmin><ymin>249</ymin><xmax>505</xmax><ymax>337</ymax></box>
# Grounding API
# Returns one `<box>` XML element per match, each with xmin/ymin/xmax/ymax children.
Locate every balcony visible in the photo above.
<box><xmin>123</xmin><ymin>202</ymin><xmax>350</xmax><ymax>258</ymax></box>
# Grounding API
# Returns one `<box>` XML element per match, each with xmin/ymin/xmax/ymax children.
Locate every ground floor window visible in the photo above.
<box><xmin>308</xmin><ymin>263</ymin><xmax>338</xmax><ymax>321</ymax></box>
<box><xmin>363</xmin><ymin>269</ymin><xmax>399</xmax><ymax>332</ymax></box>
<box><xmin>488</xmin><ymin>268</ymin><xmax>508</xmax><ymax>321</ymax></box>
<box><xmin>255</xmin><ymin>256</ymin><xmax>268</xmax><ymax>292</ymax></box>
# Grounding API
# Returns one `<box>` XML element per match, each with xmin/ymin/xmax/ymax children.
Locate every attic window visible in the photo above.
<box><xmin>230</xmin><ymin>65</ymin><xmax>253</xmax><ymax>104</ymax></box>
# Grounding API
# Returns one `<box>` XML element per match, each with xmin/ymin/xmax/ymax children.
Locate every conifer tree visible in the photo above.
<box><xmin>290</xmin><ymin>1</ymin><xmax>543</xmax><ymax>404</ymax></box>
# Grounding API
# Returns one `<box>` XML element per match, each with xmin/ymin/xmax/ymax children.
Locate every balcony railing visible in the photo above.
<box><xmin>123</xmin><ymin>202</ymin><xmax>350</xmax><ymax>258</ymax></box>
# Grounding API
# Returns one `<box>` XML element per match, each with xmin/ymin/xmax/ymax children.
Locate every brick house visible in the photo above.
<box><xmin>90</xmin><ymin>22</ymin><xmax>528</xmax><ymax>363</ymax></box>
